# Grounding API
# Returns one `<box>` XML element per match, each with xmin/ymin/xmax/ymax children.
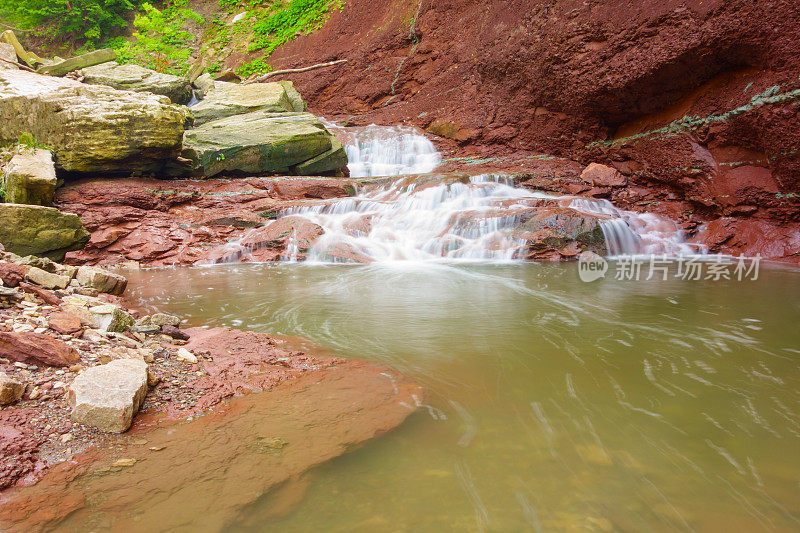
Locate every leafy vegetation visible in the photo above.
<box><xmin>115</xmin><ymin>1</ymin><xmax>204</xmax><ymax>76</ymax></box>
<box><xmin>0</xmin><ymin>0</ymin><xmax>142</xmax><ymax>47</ymax></box>
<box><xmin>236</xmin><ymin>57</ymin><xmax>272</xmax><ymax>78</ymax></box>
<box><xmin>249</xmin><ymin>0</ymin><xmax>342</xmax><ymax>55</ymax></box>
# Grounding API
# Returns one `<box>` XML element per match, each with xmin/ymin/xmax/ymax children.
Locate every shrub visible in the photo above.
<box><xmin>0</xmin><ymin>0</ymin><xmax>142</xmax><ymax>47</ymax></box>
<box><xmin>115</xmin><ymin>1</ymin><xmax>204</xmax><ymax>75</ymax></box>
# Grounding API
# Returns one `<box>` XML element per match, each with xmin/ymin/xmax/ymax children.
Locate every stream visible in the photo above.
<box><xmin>125</xmin><ymin>261</ymin><xmax>800</xmax><ymax>531</ymax></box>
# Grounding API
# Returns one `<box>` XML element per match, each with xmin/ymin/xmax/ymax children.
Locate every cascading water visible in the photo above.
<box><xmin>568</xmin><ymin>198</ymin><xmax>705</xmax><ymax>256</ymax></box>
<box><xmin>322</xmin><ymin>121</ymin><xmax>441</xmax><ymax>177</ymax></box>
<box><xmin>272</xmin><ymin>174</ymin><xmax>702</xmax><ymax>263</ymax></box>
<box><xmin>220</xmin><ymin>124</ymin><xmax>703</xmax><ymax>263</ymax></box>
<box><xmin>285</xmin><ymin>175</ymin><xmax>554</xmax><ymax>262</ymax></box>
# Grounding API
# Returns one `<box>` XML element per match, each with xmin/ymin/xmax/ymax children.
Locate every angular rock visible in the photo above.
<box><xmin>0</xmin><ymin>372</ymin><xmax>24</xmax><ymax>405</ymax></box>
<box><xmin>88</xmin><ymin>304</ymin><xmax>135</xmax><ymax>333</ymax></box>
<box><xmin>0</xmin><ymin>332</ymin><xmax>81</xmax><ymax>367</ymax></box>
<box><xmin>580</xmin><ymin>163</ymin><xmax>627</xmax><ymax>187</ymax></box>
<box><xmin>24</xmin><ymin>266</ymin><xmax>70</xmax><ymax>290</ymax></box>
<box><xmin>0</xmin><ymin>30</ymin><xmax>43</xmax><ymax>69</ymax></box>
<box><xmin>0</xmin><ymin>69</ymin><xmax>189</xmax><ymax>173</ymax></box>
<box><xmin>193</xmin><ymin>73</ymin><xmax>215</xmax><ymax>98</ymax></box>
<box><xmin>75</xmin><ymin>266</ymin><xmax>127</xmax><ymax>296</ymax></box>
<box><xmin>67</xmin><ymin>359</ymin><xmax>148</xmax><ymax>433</ymax></box>
<box><xmin>47</xmin><ymin>312</ymin><xmax>83</xmax><ymax>335</ymax></box>
<box><xmin>0</xmin><ymin>204</ymin><xmax>90</xmax><ymax>261</ymax></box>
<box><xmin>19</xmin><ymin>282</ymin><xmax>61</xmax><ymax>306</ymax></box>
<box><xmin>81</xmin><ymin>61</ymin><xmax>192</xmax><ymax>104</ymax></box>
<box><xmin>277</xmin><ymin>81</ymin><xmax>306</xmax><ymax>112</ymax></box>
<box><xmin>3</xmin><ymin>148</ymin><xmax>58</xmax><ymax>206</ymax></box>
<box><xmin>10</xmin><ymin>255</ymin><xmax>56</xmax><ymax>272</ymax></box>
<box><xmin>180</xmin><ymin>111</ymin><xmax>348</xmax><ymax>178</ymax></box>
<box><xmin>161</xmin><ymin>325</ymin><xmax>189</xmax><ymax>341</ymax></box>
<box><xmin>36</xmin><ymin>49</ymin><xmax>117</xmax><ymax>77</ymax></box>
<box><xmin>190</xmin><ymin>82</ymin><xmax>295</xmax><ymax>125</ymax></box>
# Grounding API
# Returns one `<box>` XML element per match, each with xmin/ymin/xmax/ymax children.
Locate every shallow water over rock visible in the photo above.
<box><xmin>106</xmin><ymin>261</ymin><xmax>800</xmax><ymax>531</ymax></box>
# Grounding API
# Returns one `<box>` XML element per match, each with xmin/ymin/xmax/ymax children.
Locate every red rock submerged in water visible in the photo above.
<box><xmin>0</xmin><ymin>334</ymin><xmax>423</xmax><ymax>532</ymax></box>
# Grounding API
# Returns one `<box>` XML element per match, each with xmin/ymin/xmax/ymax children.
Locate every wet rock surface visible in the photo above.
<box><xmin>0</xmin><ymin>358</ymin><xmax>422</xmax><ymax>532</ymax></box>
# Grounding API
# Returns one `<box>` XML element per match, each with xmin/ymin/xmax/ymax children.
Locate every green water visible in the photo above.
<box><xmin>125</xmin><ymin>261</ymin><xmax>800</xmax><ymax>531</ymax></box>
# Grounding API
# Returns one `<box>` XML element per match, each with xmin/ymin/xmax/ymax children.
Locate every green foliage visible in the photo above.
<box><xmin>17</xmin><ymin>132</ymin><xmax>49</xmax><ymax>152</ymax></box>
<box><xmin>115</xmin><ymin>0</ymin><xmax>203</xmax><ymax>75</ymax></box>
<box><xmin>0</xmin><ymin>0</ymin><xmax>142</xmax><ymax>47</ymax></box>
<box><xmin>236</xmin><ymin>57</ymin><xmax>272</xmax><ymax>78</ymax></box>
<box><xmin>249</xmin><ymin>0</ymin><xmax>341</xmax><ymax>54</ymax></box>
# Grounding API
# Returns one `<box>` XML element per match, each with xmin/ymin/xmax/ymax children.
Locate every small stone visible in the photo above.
<box><xmin>149</xmin><ymin>446</ymin><xmax>165</xmax><ymax>452</ymax></box>
<box><xmin>161</xmin><ymin>325</ymin><xmax>189</xmax><ymax>341</ymax></box>
<box><xmin>68</xmin><ymin>364</ymin><xmax>85</xmax><ymax>373</ymax></box>
<box><xmin>175</xmin><ymin>348</ymin><xmax>197</xmax><ymax>364</ymax></box>
<box><xmin>60</xmin><ymin>433</ymin><xmax>73</xmax><ymax>444</ymax></box>
<box><xmin>48</xmin><ymin>312</ymin><xmax>83</xmax><ymax>335</ymax></box>
<box><xmin>130</xmin><ymin>324</ymin><xmax>160</xmax><ymax>335</ymax></box>
<box><xmin>146</xmin><ymin>369</ymin><xmax>160</xmax><ymax>387</ymax></box>
<box><xmin>0</xmin><ymin>372</ymin><xmax>25</xmax><ymax>404</ymax></box>
<box><xmin>580</xmin><ymin>163</ymin><xmax>627</xmax><ymax>187</ymax></box>
<box><xmin>149</xmin><ymin>313</ymin><xmax>181</xmax><ymax>327</ymax></box>
<box><xmin>112</xmin><ymin>458</ymin><xmax>137</xmax><ymax>468</ymax></box>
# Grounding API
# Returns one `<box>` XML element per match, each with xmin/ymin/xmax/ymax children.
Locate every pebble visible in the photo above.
<box><xmin>113</xmin><ymin>458</ymin><xmax>137</xmax><ymax>468</ymax></box>
<box><xmin>176</xmin><ymin>347</ymin><xmax>197</xmax><ymax>364</ymax></box>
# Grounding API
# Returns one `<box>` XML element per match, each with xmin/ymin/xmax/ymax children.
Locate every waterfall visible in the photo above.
<box><xmin>322</xmin><ymin>121</ymin><xmax>441</xmax><ymax>177</ymax></box>
<box><xmin>568</xmin><ymin>198</ymin><xmax>704</xmax><ymax>256</ymax></box>
<box><xmin>274</xmin><ymin>175</ymin><xmax>702</xmax><ymax>263</ymax></box>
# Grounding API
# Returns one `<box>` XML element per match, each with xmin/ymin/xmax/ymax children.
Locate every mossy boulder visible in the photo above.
<box><xmin>81</xmin><ymin>61</ymin><xmax>193</xmax><ymax>104</ymax></box>
<box><xmin>0</xmin><ymin>69</ymin><xmax>189</xmax><ymax>174</ymax></box>
<box><xmin>190</xmin><ymin>81</ymin><xmax>301</xmax><ymax>125</ymax></box>
<box><xmin>3</xmin><ymin>148</ymin><xmax>57</xmax><ymax>206</ymax></box>
<box><xmin>0</xmin><ymin>204</ymin><xmax>90</xmax><ymax>260</ymax></box>
<box><xmin>179</xmin><ymin>111</ymin><xmax>348</xmax><ymax>177</ymax></box>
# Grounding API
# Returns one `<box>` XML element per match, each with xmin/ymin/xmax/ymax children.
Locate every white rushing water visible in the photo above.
<box><xmin>323</xmin><ymin>121</ymin><xmax>441</xmax><ymax>177</ymax></box>
<box><xmin>568</xmin><ymin>198</ymin><xmax>705</xmax><ymax>256</ymax></box>
<box><xmin>277</xmin><ymin>175</ymin><xmax>702</xmax><ymax>263</ymax></box>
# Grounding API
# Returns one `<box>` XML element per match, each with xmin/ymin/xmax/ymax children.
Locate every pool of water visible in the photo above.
<box><xmin>123</xmin><ymin>261</ymin><xmax>800</xmax><ymax>531</ymax></box>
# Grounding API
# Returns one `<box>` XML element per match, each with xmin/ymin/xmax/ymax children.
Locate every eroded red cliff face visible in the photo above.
<box><xmin>262</xmin><ymin>0</ymin><xmax>799</xmax><ymax>259</ymax></box>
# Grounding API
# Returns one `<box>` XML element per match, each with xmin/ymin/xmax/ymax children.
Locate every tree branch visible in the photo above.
<box><xmin>0</xmin><ymin>56</ymin><xmax>36</xmax><ymax>73</ymax></box>
<box><xmin>243</xmin><ymin>59</ymin><xmax>348</xmax><ymax>85</ymax></box>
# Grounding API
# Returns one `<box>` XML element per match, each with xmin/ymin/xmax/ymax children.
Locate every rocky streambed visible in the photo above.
<box><xmin>0</xmin><ymin>249</ymin><xmax>422</xmax><ymax>530</ymax></box>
